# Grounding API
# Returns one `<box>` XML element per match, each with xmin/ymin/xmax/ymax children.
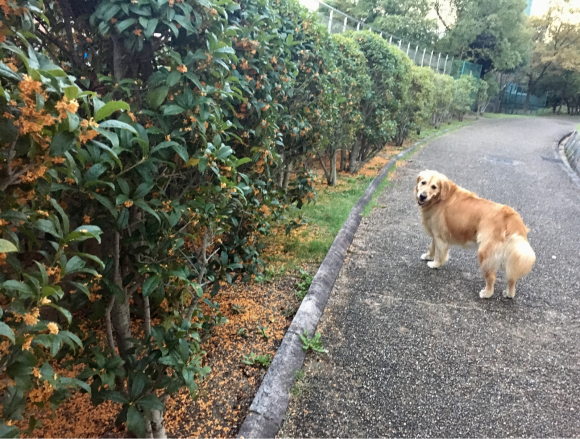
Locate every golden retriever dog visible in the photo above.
<box><xmin>414</xmin><ymin>170</ymin><xmax>536</xmax><ymax>299</ymax></box>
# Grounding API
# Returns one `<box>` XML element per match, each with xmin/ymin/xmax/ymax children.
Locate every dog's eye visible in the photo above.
<box><xmin>421</xmin><ymin>181</ymin><xmax>426</xmax><ymax>185</ymax></box>
<box><xmin>431</xmin><ymin>185</ymin><xmax>437</xmax><ymax>190</ymax></box>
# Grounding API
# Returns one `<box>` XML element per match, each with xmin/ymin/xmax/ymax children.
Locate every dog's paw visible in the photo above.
<box><xmin>427</xmin><ymin>261</ymin><xmax>440</xmax><ymax>269</ymax></box>
<box><xmin>479</xmin><ymin>288</ymin><xmax>494</xmax><ymax>299</ymax></box>
<box><xmin>421</xmin><ymin>253</ymin><xmax>434</xmax><ymax>261</ymax></box>
<box><xmin>503</xmin><ymin>288</ymin><xmax>515</xmax><ymax>299</ymax></box>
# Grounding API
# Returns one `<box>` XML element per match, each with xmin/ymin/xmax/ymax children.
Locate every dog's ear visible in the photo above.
<box><xmin>439</xmin><ymin>177</ymin><xmax>454</xmax><ymax>201</ymax></box>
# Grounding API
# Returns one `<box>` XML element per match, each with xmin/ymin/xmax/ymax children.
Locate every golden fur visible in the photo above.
<box><xmin>414</xmin><ymin>170</ymin><xmax>536</xmax><ymax>299</ymax></box>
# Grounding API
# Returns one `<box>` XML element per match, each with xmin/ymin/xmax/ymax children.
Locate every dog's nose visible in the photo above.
<box><xmin>419</xmin><ymin>193</ymin><xmax>427</xmax><ymax>201</ymax></box>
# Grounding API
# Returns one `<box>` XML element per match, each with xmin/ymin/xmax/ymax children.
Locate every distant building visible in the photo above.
<box><xmin>524</xmin><ymin>0</ymin><xmax>533</xmax><ymax>16</ymax></box>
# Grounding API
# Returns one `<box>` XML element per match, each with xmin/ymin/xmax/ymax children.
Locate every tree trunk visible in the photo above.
<box><xmin>282</xmin><ymin>161</ymin><xmax>292</xmax><ymax>190</ymax></box>
<box><xmin>151</xmin><ymin>408</ymin><xmax>166</xmax><ymax>438</ymax></box>
<box><xmin>348</xmin><ymin>135</ymin><xmax>362</xmax><ymax>173</ymax></box>
<box><xmin>110</xmin><ymin>231</ymin><xmax>133</xmax><ymax>357</ymax></box>
<box><xmin>330</xmin><ymin>149</ymin><xmax>337</xmax><ymax>186</ymax></box>
<box><xmin>278</xmin><ymin>153</ymin><xmax>285</xmax><ymax>187</ymax></box>
<box><xmin>340</xmin><ymin>143</ymin><xmax>347</xmax><ymax>172</ymax></box>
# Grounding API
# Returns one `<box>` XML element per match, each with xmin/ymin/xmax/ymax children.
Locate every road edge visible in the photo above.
<box><xmin>558</xmin><ymin>131</ymin><xmax>580</xmax><ymax>188</ymax></box>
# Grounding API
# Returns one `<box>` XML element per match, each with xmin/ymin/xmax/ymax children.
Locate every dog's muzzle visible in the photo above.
<box><xmin>418</xmin><ymin>193</ymin><xmax>427</xmax><ymax>206</ymax></box>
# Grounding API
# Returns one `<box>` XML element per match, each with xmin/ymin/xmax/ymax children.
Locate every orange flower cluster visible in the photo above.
<box><xmin>79</xmin><ymin>118</ymin><xmax>99</xmax><ymax>144</ymax></box>
<box><xmin>15</xmin><ymin>75</ymin><xmax>55</xmax><ymax>148</ymax></box>
<box><xmin>55</xmin><ymin>96</ymin><xmax>79</xmax><ymax>121</ymax></box>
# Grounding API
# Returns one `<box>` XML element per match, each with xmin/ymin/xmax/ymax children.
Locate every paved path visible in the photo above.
<box><xmin>279</xmin><ymin>116</ymin><xmax>580</xmax><ymax>438</ymax></box>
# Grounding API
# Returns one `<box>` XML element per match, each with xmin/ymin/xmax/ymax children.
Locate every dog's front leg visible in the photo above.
<box><xmin>421</xmin><ymin>239</ymin><xmax>435</xmax><ymax>261</ymax></box>
<box><xmin>427</xmin><ymin>237</ymin><xmax>449</xmax><ymax>269</ymax></box>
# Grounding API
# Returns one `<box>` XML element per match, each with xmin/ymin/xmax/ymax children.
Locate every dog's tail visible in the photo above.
<box><xmin>504</xmin><ymin>234</ymin><xmax>536</xmax><ymax>281</ymax></box>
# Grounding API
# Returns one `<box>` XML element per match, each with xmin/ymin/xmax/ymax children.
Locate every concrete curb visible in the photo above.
<box><xmin>558</xmin><ymin>131</ymin><xmax>580</xmax><ymax>189</ymax></box>
<box><xmin>237</xmin><ymin>127</ymin><xmax>458</xmax><ymax>439</ymax></box>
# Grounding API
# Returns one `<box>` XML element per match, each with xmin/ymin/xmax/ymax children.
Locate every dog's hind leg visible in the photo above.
<box><xmin>503</xmin><ymin>279</ymin><xmax>516</xmax><ymax>299</ymax></box>
<box><xmin>421</xmin><ymin>239</ymin><xmax>435</xmax><ymax>261</ymax></box>
<box><xmin>478</xmin><ymin>244</ymin><xmax>499</xmax><ymax>298</ymax></box>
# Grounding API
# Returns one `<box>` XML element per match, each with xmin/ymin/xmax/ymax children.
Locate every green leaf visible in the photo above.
<box><xmin>173</xmin><ymin>143</ymin><xmax>188</xmax><ymax>162</ymax></box>
<box><xmin>142</xmin><ymin>276</ymin><xmax>159</xmax><ymax>298</ymax></box>
<box><xmin>98</xmin><ymin>120</ymin><xmax>138</xmax><ymax>133</ymax></box>
<box><xmin>162</xmin><ymin>105</ymin><xmax>185</xmax><ymax>116</ymax></box>
<box><xmin>117</xmin><ymin>208</ymin><xmax>129</xmax><ymax>230</ymax></box>
<box><xmin>35</xmin><ymin>219</ymin><xmax>62</xmax><ymax>238</ymax></box>
<box><xmin>117</xmin><ymin>177</ymin><xmax>130</xmax><ymax>195</ymax></box>
<box><xmin>236</xmin><ymin>157</ymin><xmax>251</xmax><ymax>167</ymax></box>
<box><xmin>63</xmin><ymin>85</ymin><xmax>79</xmax><ymax>100</ymax></box>
<box><xmin>214</xmin><ymin>46</ymin><xmax>235</xmax><ymax>54</ymax></box>
<box><xmin>65</xmin><ymin>256</ymin><xmax>86</xmax><ymax>275</ymax></box>
<box><xmin>115</xmin><ymin>18</ymin><xmax>137</xmax><ymax>33</ymax></box>
<box><xmin>49</xmin><ymin>131</ymin><xmax>76</xmax><ymax>156</ymax></box>
<box><xmin>2</xmin><ymin>280</ymin><xmax>34</xmax><ymax>297</ymax></box>
<box><xmin>130</xmin><ymin>373</ymin><xmax>147</xmax><ymax>399</ymax></box>
<box><xmin>90</xmin><ymin>192</ymin><xmax>118</xmax><ymax>219</ymax></box>
<box><xmin>144</xmin><ymin>18</ymin><xmax>159</xmax><ymax>38</ymax></box>
<box><xmin>127</xmin><ymin>406</ymin><xmax>146</xmax><ymax>438</ymax></box>
<box><xmin>60</xmin><ymin>330</ymin><xmax>83</xmax><ymax>349</ymax></box>
<box><xmin>0</xmin><ymin>322</ymin><xmax>15</xmax><ymax>343</ymax></box>
<box><xmin>134</xmin><ymin>182</ymin><xmax>154</xmax><ymax>199</ymax></box>
<box><xmin>85</xmin><ymin>163</ymin><xmax>109</xmax><ymax>182</ymax></box>
<box><xmin>133</xmin><ymin>200</ymin><xmax>160</xmax><ymax>222</ymax></box>
<box><xmin>49</xmin><ymin>197</ymin><xmax>70</xmax><ymax>236</ymax></box>
<box><xmin>48</xmin><ymin>303</ymin><xmax>72</xmax><ymax>324</ymax></box>
<box><xmin>147</xmin><ymin>86</ymin><xmax>169</xmax><ymax>109</ymax></box>
<box><xmin>137</xmin><ymin>394</ymin><xmax>165</xmax><ymax>411</ymax></box>
<box><xmin>151</xmin><ymin>140</ymin><xmax>179</xmax><ymax>154</ymax></box>
<box><xmin>0</xmin><ymin>239</ymin><xmax>17</xmax><ymax>253</ymax></box>
<box><xmin>104</xmin><ymin>390</ymin><xmax>129</xmax><ymax>405</ymax></box>
<box><xmin>0</xmin><ymin>423</ymin><xmax>20</xmax><ymax>438</ymax></box>
<box><xmin>166</xmin><ymin>71</ymin><xmax>181</xmax><ymax>87</ymax></box>
<box><xmin>0</xmin><ymin>61</ymin><xmax>22</xmax><ymax>81</ymax></box>
<box><xmin>94</xmin><ymin>101</ymin><xmax>130</xmax><ymax>122</ymax></box>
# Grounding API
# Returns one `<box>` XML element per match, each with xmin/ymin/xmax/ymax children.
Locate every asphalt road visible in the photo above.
<box><xmin>279</xmin><ymin>116</ymin><xmax>580</xmax><ymax>438</ymax></box>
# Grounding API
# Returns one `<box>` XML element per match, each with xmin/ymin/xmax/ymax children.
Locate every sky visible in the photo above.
<box><xmin>531</xmin><ymin>0</ymin><xmax>580</xmax><ymax>17</ymax></box>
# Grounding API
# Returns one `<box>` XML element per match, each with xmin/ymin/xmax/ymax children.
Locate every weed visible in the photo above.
<box><xmin>255</xmin><ymin>264</ymin><xmax>285</xmax><ymax>283</ymax></box>
<box><xmin>299</xmin><ymin>330</ymin><xmax>327</xmax><ymax>353</ymax></box>
<box><xmin>237</xmin><ymin>328</ymin><xmax>248</xmax><ymax>338</ymax></box>
<box><xmin>232</xmin><ymin>304</ymin><xmax>246</xmax><ymax>314</ymax></box>
<box><xmin>295</xmin><ymin>269</ymin><xmax>313</xmax><ymax>301</ymax></box>
<box><xmin>290</xmin><ymin>369</ymin><xmax>309</xmax><ymax>398</ymax></box>
<box><xmin>256</xmin><ymin>325</ymin><xmax>270</xmax><ymax>339</ymax></box>
<box><xmin>242</xmin><ymin>352</ymin><xmax>272</xmax><ymax>367</ymax></box>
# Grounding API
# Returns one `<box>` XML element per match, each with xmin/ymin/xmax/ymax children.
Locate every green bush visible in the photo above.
<box><xmin>346</xmin><ymin>31</ymin><xmax>412</xmax><ymax>172</ymax></box>
<box><xmin>393</xmin><ymin>65</ymin><xmax>435</xmax><ymax>145</ymax></box>
<box><xmin>431</xmin><ymin>74</ymin><xmax>456</xmax><ymax>128</ymax></box>
<box><xmin>453</xmin><ymin>75</ymin><xmax>477</xmax><ymax>121</ymax></box>
<box><xmin>317</xmin><ymin>34</ymin><xmax>372</xmax><ymax>184</ymax></box>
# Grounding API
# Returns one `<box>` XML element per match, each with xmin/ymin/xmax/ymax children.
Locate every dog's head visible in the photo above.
<box><xmin>414</xmin><ymin>170</ymin><xmax>454</xmax><ymax>207</ymax></box>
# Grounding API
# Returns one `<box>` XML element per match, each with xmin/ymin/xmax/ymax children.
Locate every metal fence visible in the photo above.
<box><xmin>499</xmin><ymin>82</ymin><xmax>547</xmax><ymax>113</ymax></box>
<box><xmin>313</xmin><ymin>0</ymin><xmax>482</xmax><ymax>79</ymax></box>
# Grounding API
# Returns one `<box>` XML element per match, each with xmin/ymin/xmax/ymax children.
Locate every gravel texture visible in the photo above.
<box><xmin>279</xmin><ymin>116</ymin><xmax>580</xmax><ymax>438</ymax></box>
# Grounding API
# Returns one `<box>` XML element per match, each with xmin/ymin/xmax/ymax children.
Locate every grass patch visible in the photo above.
<box><xmin>265</xmin><ymin>174</ymin><xmax>372</xmax><ymax>268</ymax></box>
<box><xmin>290</xmin><ymin>369</ymin><xmax>309</xmax><ymax>398</ymax></box>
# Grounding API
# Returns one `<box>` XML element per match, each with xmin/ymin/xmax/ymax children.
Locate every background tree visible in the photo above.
<box><xmin>523</xmin><ymin>4</ymin><xmax>580</xmax><ymax>110</ymax></box>
<box><xmin>325</xmin><ymin>0</ymin><xmax>439</xmax><ymax>46</ymax></box>
<box><xmin>433</xmin><ymin>0</ymin><xmax>531</xmax><ymax>76</ymax></box>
